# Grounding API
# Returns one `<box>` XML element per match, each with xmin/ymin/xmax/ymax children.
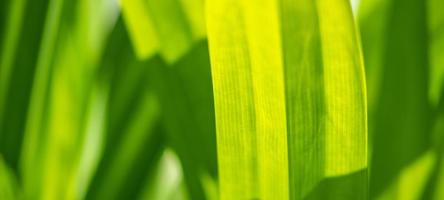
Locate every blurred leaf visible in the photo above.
<box><xmin>147</xmin><ymin>41</ymin><xmax>218</xmax><ymax>200</ymax></box>
<box><xmin>396</xmin><ymin>151</ymin><xmax>435</xmax><ymax>200</ymax></box>
<box><xmin>207</xmin><ymin>0</ymin><xmax>367</xmax><ymax>199</ymax></box>
<box><xmin>84</xmin><ymin>17</ymin><xmax>165</xmax><ymax>200</ymax></box>
<box><xmin>358</xmin><ymin>0</ymin><xmax>389</xmax><ymax>112</ymax></box>
<box><xmin>120</xmin><ymin>0</ymin><xmax>205</xmax><ymax>62</ymax></box>
<box><xmin>428</xmin><ymin>0</ymin><xmax>444</xmax><ymax>106</ymax></box>
<box><xmin>138</xmin><ymin>149</ymin><xmax>189</xmax><ymax>200</ymax></box>
<box><xmin>413</xmin><ymin>2</ymin><xmax>444</xmax><ymax>190</ymax></box>
<box><xmin>172</xmin><ymin>41</ymin><xmax>218</xmax><ymax>177</ymax></box>
<box><xmin>0</xmin><ymin>0</ymin><xmax>48</xmax><ymax>173</ymax></box>
<box><xmin>423</xmin><ymin>89</ymin><xmax>444</xmax><ymax>200</ymax></box>
<box><xmin>433</xmin><ymin>147</ymin><xmax>444</xmax><ymax>200</ymax></box>
<box><xmin>0</xmin><ymin>0</ymin><xmax>26</xmax><ymax>132</ymax></box>
<box><xmin>19</xmin><ymin>0</ymin><xmax>118</xmax><ymax>198</ymax></box>
<box><xmin>76</xmin><ymin>79</ymin><xmax>109</xmax><ymax>198</ymax></box>
<box><xmin>376</xmin><ymin>151</ymin><xmax>435</xmax><ymax>200</ymax></box>
<box><xmin>0</xmin><ymin>0</ymin><xmax>9</xmax><ymax>38</ymax></box>
<box><xmin>85</xmin><ymin>92</ymin><xmax>162</xmax><ymax>200</ymax></box>
<box><xmin>19</xmin><ymin>0</ymin><xmax>64</xmax><ymax>198</ymax></box>
<box><xmin>359</xmin><ymin>0</ymin><xmax>432</xmax><ymax>197</ymax></box>
<box><xmin>305</xmin><ymin>169</ymin><xmax>368</xmax><ymax>200</ymax></box>
<box><xmin>0</xmin><ymin>156</ymin><xmax>19</xmax><ymax>200</ymax></box>
<box><xmin>426</xmin><ymin>0</ymin><xmax>444</xmax><ymax>196</ymax></box>
<box><xmin>119</xmin><ymin>0</ymin><xmax>159</xmax><ymax>59</ymax></box>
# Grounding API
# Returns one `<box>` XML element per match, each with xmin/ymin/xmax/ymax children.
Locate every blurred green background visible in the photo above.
<box><xmin>0</xmin><ymin>0</ymin><xmax>443</xmax><ymax>199</ymax></box>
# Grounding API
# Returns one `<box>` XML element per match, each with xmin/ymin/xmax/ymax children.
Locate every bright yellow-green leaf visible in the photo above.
<box><xmin>316</xmin><ymin>0</ymin><xmax>368</xmax><ymax>178</ymax></box>
<box><xmin>120</xmin><ymin>0</ymin><xmax>159</xmax><ymax>59</ymax></box>
<box><xmin>120</xmin><ymin>0</ymin><xmax>205</xmax><ymax>62</ymax></box>
<box><xmin>207</xmin><ymin>0</ymin><xmax>289</xmax><ymax>198</ymax></box>
<box><xmin>207</xmin><ymin>0</ymin><xmax>367</xmax><ymax>199</ymax></box>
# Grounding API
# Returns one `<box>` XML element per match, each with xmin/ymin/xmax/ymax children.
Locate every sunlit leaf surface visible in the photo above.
<box><xmin>207</xmin><ymin>0</ymin><xmax>367</xmax><ymax>199</ymax></box>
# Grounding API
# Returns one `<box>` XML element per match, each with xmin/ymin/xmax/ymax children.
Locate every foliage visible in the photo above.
<box><xmin>0</xmin><ymin>0</ymin><xmax>442</xmax><ymax>199</ymax></box>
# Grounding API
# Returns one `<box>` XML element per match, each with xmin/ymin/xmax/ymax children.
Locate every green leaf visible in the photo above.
<box><xmin>428</xmin><ymin>0</ymin><xmax>444</xmax><ymax>106</ymax></box>
<box><xmin>0</xmin><ymin>0</ymin><xmax>26</xmax><ymax>134</ymax></box>
<box><xmin>119</xmin><ymin>0</ymin><xmax>159</xmax><ymax>59</ymax></box>
<box><xmin>359</xmin><ymin>0</ymin><xmax>432</xmax><ymax>197</ymax></box>
<box><xmin>19</xmin><ymin>0</ymin><xmax>118</xmax><ymax>198</ymax></box>
<box><xmin>305</xmin><ymin>169</ymin><xmax>368</xmax><ymax>200</ymax></box>
<box><xmin>147</xmin><ymin>41</ymin><xmax>218</xmax><ymax>200</ymax></box>
<box><xmin>120</xmin><ymin>0</ymin><xmax>205</xmax><ymax>62</ymax></box>
<box><xmin>0</xmin><ymin>0</ymin><xmax>49</xmax><ymax>173</ymax></box>
<box><xmin>138</xmin><ymin>149</ymin><xmax>189</xmax><ymax>200</ymax></box>
<box><xmin>207</xmin><ymin>0</ymin><xmax>367</xmax><ymax>199</ymax></box>
<box><xmin>358</xmin><ymin>0</ymin><xmax>390</xmax><ymax>113</ymax></box>
<box><xmin>85</xmin><ymin>92</ymin><xmax>162</xmax><ymax>200</ymax></box>
<box><xmin>0</xmin><ymin>156</ymin><xmax>19</xmax><ymax>200</ymax></box>
<box><xmin>83</xmin><ymin>17</ymin><xmax>165</xmax><ymax>200</ymax></box>
<box><xmin>19</xmin><ymin>0</ymin><xmax>64</xmax><ymax>198</ymax></box>
<box><xmin>423</xmin><ymin>82</ymin><xmax>444</xmax><ymax>200</ymax></box>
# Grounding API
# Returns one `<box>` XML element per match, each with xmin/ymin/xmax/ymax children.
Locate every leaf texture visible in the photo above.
<box><xmin>207</xmin><ymin>0</ymin><xmax>367</xmax><ymax>199</ymax></box>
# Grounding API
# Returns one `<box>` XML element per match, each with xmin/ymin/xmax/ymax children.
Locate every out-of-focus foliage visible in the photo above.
<box><xmin>0</xmin><ymin>0</ymin><xmax>216</xmax><ymax>199</ymax></box>
<box><xmin>0</xmin><ymin>0</ymin><xmax>442</xmax><ymax>199</ymax></box>
<box><xmin>359</xmin><ymin>0</ymin><xmax>444</xmax><ymax>199</ymax></box>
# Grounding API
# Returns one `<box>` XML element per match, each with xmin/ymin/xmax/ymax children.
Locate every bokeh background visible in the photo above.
<box><xmin>0</xmin><ymin>0</ymin><xmax>443</xmax><ymax>199</ymax></box>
